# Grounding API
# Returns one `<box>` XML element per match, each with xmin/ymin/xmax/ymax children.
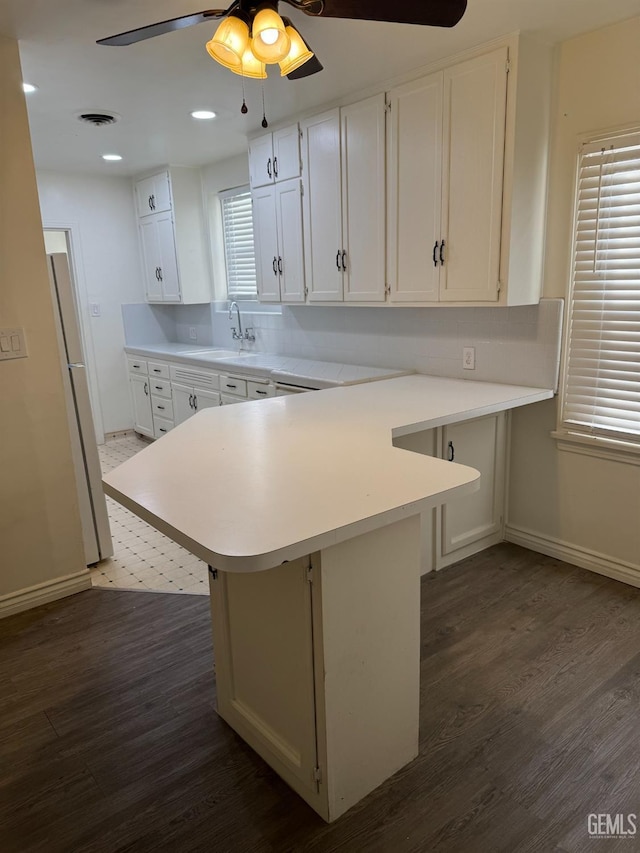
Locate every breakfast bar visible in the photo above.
<box><xmin>103</xmin><ymin>375</ymin><xmax>553</xmax><ymax>821</ymax></box>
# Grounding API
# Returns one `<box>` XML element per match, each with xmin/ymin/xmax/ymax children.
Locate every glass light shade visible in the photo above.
<box><xmin>251</xmin><ymin>7</ymin><xmax>290</xmax><ymax>63</ymax></box>
<box><xmin>229</xmin><ymin>40</ymin><xmax>267</xmax><ymax>79</ymax></box>
<box><xmin>206</xmin><ymin>16</ymin><xmax>250</xmax><ymax>71</ymax></box>
<box><xmin>278</xmin><ymin>25</ymin><xmax>314</xmax><ymax>77</ymax></box>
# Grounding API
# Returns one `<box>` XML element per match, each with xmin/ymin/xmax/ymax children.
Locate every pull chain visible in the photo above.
<box><xmin>241</xmin><ymin>71</ymin><xmax>248</xmax><ymax>114</ymax></box>
<box><xmin>261</xmin><ymin>81</ymin><xmax>268</xmax><ymax>128</ymax></box>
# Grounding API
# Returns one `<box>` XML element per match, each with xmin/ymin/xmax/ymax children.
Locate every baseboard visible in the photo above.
<box><xmin>505</xmin><ymin>524</ymin><xmax>640</xmax><ymax>588</ymax></box>
<box><xmin>0</xmin><ymin>570</ymin><xmax>92</xmax><ymax>619</ymax></box>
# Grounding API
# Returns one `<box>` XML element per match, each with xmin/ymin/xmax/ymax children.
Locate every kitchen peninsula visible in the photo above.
<box><xmin>103</xmin><ymin>375</ymin><xmax>553</xmax><ymax>821</ymax></box>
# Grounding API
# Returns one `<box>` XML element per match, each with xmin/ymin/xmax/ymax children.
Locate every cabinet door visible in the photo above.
<box><xmin>387</xmin><ymin>72</ymin><xmax>443</xmax><ymax>303</ymax></box>
<box><xmin>301</xmin><ymin>109</ymin><xmax>344</xmax><ymax>302</ymax></box>
<box><xmin>273</xmin><ymin>125</ymin><xmax>301</xmax><ymax>182</ymax></box>
<box><xmin>341</xmin><ymin>94</ymin><xmax>386</xmax><ymax>302</ymax></box>
<box><xmin>249</xmin><ymin>134</ymin><xmax>275</xmax><ymax>188</ymax></box>
<box><xmin>253</xmin><ymin>186</ymin><xmax>281</xmax><ymax>303</ymax></box>
<box><xmin>139</xmin><ymin>219</ymin><xmax>163</xmax><ymax>302</ymax></box>
<box><xmin>441</xmin><ymin>413</ymin><xmax>505</xmax><ymax>557</ymax></box>
<box><xmin>193</xmin><ymin>387</ymin><xmax>221</xmax><ymax>413</ymax></box>
<box><xmin>276</xmin><ymin>179</ymin><xmax>306</xmax><ymax>303</ymax></box>
<box><xmin>172</xmin><ymin>382</ymin><xmax>195</xmax><ymax>426</ymax></box>
<box><xmin>136</xmin><ymin>176</ymin><xmax>158</xmax><ymax>218</ymax></box>
<box><xmin>440</xmin><ymin>48</ymin><xmax>508</xmax><ymax>303</ymax></box>
<box><xmin>152</xmin><ymin>171</ymin><xmax>172</xmax><ymax>214</ymax></box>
<box><xmin>129</xmin><ymin>374</ymin><xmax>154</xmax><ymax>437</ymax></box>
<box><xmin>156</xmin><ymin>213</ymin><xmax>181</xmax><ymax>303</ymax></box>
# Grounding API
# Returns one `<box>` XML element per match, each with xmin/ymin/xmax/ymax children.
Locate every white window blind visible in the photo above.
<box><xmin>561</xmin><ymin>131</ymin><xmax>640</xmax><ymax>443</ymax></box>
<box><xmin>220</xmin><ymin>186</ymin><xmax>257</xmax><ymax>300</ymax></box>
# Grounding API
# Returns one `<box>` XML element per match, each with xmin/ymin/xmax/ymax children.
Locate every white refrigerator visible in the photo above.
<box><xmin>48</xmin><ymin>252</ymin><xmax>113</xmax><ymax>565</ymax></box>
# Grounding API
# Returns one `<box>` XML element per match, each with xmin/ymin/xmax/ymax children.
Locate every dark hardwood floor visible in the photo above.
<box><xmin>2</xmin><ymin>543</ymin><xmax>640</xmax><ymax>852</ymax></box>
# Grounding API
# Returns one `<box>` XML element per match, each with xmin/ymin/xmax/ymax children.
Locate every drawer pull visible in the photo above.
<box><xmin>157</xmin><ymin>405</ymin><xmax>165</xmax><ymax>410</ymax></box>
<box><xmin>153</xmin><ymin>368</ymin><xmax>161</xmax><ymax>373</ymax></box>
<box><xmin>133</xmin><ymin>364</ymin><xmax>140</xmax><ymax>369</ymax></box>
<box><xmin>155</xmin><ymin>385</ymin><xmax>162</xmax><ymax>390</ymax></box>
<box><xmin>159</xmin><ymin>428</ymin><xmax>167</xmax><ymax>433</ymax></box>
<box><xmin>255</xmin><ymin>390</ymin><xmax>267</xmax><ymax>396</ymax></box>
<box><xmin>226</xmin><ymin>383</ymin><xmax>237</xmax><ymax>389</ymax></box>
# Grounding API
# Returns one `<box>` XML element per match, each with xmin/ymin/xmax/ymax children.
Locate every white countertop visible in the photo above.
<box><xmin>124</xmin><ymin>345</ymin><xmax>410</xmax><ymax>388</ymax></box>
<box><xmin>104</xmin><ymin>375</ymin><xmax>553</xmax><ymax>573</ymax></box>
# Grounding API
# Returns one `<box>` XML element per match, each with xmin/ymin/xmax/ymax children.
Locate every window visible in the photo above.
<box><xmin>560</xmin><ymin>130</ymin><xmax>640</xmax><ymax>448</ymax></box>
<box><xmin>220</xmin><ymin>186</ymin><xmax>257</xmax><ymax>300</ymax></box>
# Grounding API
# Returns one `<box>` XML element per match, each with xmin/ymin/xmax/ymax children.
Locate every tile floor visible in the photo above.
<box><xmin>93</xmin><ymin>433</ymin><xmax>208</xmax><ymax>595</ymax></box>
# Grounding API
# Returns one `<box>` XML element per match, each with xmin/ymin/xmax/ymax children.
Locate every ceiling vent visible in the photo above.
<box><xmin>77</xmin><ymin>112</ymin><xmax>119</xmax><ymax>127</ymax></box>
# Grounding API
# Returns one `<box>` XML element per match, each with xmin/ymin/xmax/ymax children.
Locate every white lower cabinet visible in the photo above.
<box><xmin>173</xmin><ymin>383</ymin><xmax>220</xmax><ymax>425</ymax></box>
<box><xmin>129</xmin><ymin>372</ymin><xmax>154</xmax><ymax>438</ymax></box>
<box><xmin>392</xmin><ymin>411</ymin><xmax>507</xmax><ymax>572</ymax></box>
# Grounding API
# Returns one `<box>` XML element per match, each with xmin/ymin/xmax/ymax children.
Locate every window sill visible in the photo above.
<box><xmin>551</xmin><ymin>430</ymin><xmax>640</xmax><ymax>467</ymax></box>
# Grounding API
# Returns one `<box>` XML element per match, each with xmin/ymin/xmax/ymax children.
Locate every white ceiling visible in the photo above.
<box><xmin>2</xmin><ymin>0</ymin><xmax>638</xmax><ymax>176</ymax></box>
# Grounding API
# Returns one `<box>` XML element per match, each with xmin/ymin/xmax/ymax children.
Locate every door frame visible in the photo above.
<box><xmin>43</xmin><ymin>223</ymin><xmax>105</xmax><ymax>444</ymax></box>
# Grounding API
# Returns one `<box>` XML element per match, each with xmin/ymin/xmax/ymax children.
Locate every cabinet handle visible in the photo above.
<box><xmin>151</xmin><ymin>194</ymin><xmax>156</xmax><ymax>210</ymax></box>
<box><xmin>157</xmin><ymin>405</ymin><xmax>165</xmax><ymax>410</ymax></box>
<box><xmin>144</xmin><ymin>382</ymin><xmax>149</xmax><ymax>396</ymax></box>
<box><xmin>273</xmin><ymin>156</ymin><xmax>278</xmax><ymax>178</ymax></box>
<box><xmin>440</xmin><ymin>240</ymin><xmax>446</xmax><ymax>266</ymax></box>
<box><xmin>267</xmin><ymin>158</ymin><xmax>272</xmax><ymax>179</ymax></box>
<box><xmin>158</xmin><ymin>267</ymin><xmax>163</xmax><ymax>282</ymax></box>
<box><xmin>336</xmin><ymin>251</ymin><xmax>342</xmax><ymax>271</ymax></box>
<box><xmin>278</xmin><ymin>256</ymin><xmax>283</xmax><ymax>275</ymax></box>
<box><xmin>341</xmin><ymin>250</ymin><xmax>347</xmax><ymax>272</ymax></box>
<box><xmin>448</xmin><ymin>441</ymin><xmax>455</xmax><ymax>462</ymax></box>
<box><xmin>193</xmin><ymin>394</ymin><xmax>198</xmax><ymax>411</ymax></box>
<box><xmin>433</xmin><ymin>241</ymin><xmax>439</xmax><ymax>267</ymax></box>
<box><xmin>226</xmin><ymin>383</ymin><xmax>237</xmax><ymax>390</ymax></box>
<box><xmin>133</xmin><ymin>364</ymin><xmax>140</xmax><ymax>369</ymax></box>
<box><xmin>148</xmin><ymin>196</ymin><xmax>153</xmax><ymax>211</ymax></box>
<box><xmin>159</xmin><ymin>428</ymin><xmax>167</xmax><ymax>433</ymax></box>
<box><xmin>155</xmin><ymin>385</ymin><xmax>162</xmax><ymax>390</ymax></box>
<box><xmin>273</xmin><ymin>256</ymin><xmax>278</xmax><ymax>276</ymax></box>
<box><xmin>153</xmin><ymin>368</ymin><xmax>161</xmax><ymax>373</ymax></box>
<box><xmin>255</xmin><ymin>389</ymin><xmax>267</xmax><ymax>396</ymax></box>
<box><xmin>189</xmin><ymin>393</ymin><xmax>194</xmax><ymax>409</ymax></box>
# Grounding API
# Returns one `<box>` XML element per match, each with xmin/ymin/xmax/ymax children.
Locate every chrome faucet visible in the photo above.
<box><xmin>228</xmin><ymin>300</ymin><xmax>255</xmax><ymax>343</ymax></box>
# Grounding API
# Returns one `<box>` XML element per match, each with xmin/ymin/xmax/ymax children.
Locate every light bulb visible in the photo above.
<box><xmin>259</xmin><ymin>28</ymin><xmax>279</xmax><ymax>46</ymax></box>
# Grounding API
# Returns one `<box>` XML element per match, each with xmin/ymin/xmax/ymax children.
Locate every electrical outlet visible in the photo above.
<box><xmin>188</xmin><ymin>326</ymin><xmax>197</xmax><ymax>341</ymax></box>
<box><xmin>463</xmin><ymin>346</ymin><xmax>476</xmax><ymax>370</ymax></box>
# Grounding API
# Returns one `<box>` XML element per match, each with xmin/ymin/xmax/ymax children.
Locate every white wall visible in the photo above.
<box><xmin>507</xmin><ymin>16</ymin><xmax>640</xmax><ymax>579</ymax></box>
<box><xmin>0</xmin><ymin>36</ymin><xmax>86</xmax><ymax>608</ymax></box>
<box><xmin>37</xmin><ymin>171</ymin><xmax>144</xmax><ymax>435</ymax></box>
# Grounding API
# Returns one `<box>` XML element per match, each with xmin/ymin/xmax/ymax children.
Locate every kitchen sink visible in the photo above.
<box><xmin>181</xmin><ymin>348</ymin><xmax>252</xmax><ymax>358</ymax></box>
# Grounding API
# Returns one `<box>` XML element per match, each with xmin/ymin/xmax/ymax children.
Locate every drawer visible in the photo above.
<box><xmin>220</xmin><ymin>393</ymin><xmax>245</xmax><ymax>405</ymax></box>
<box><xmin>248</xmin><ymin>380</ymin><xmax>275</xmax><ymax>400</ymax></box>
<box><xmin>127</xmin><ymin>357</ymin><xmax>147</xmax><ymax>375</ymax></box>
<box><xmin>171</xmin><ymin>363</ymin><xmax>219</xmax><ymax>390</ymax></box>
<box><xmin>153</xmin><ymin>415</ymin><xmax>174</xmax><ymax>439</ymax></box>
<box><xmin>149</xmin><ymin>378</ymin><xmax>171</xmax><ymax>398</ymax></box>
<box><xmin>148</xmin><ymin>361</ymin><xmax>170</xmax><ymax>380</ymax></box>
<box><xmin>219</xmin><ymin>374</ymin><xmax>248</xmax><ymax>397</ymax></box>
<box><xmin>151</xmin><ymin>396</ymin><xmax>174</xmax><ymax>420</ymax></box>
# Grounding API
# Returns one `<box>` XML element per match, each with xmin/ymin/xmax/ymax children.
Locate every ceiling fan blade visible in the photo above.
<box><xmin>97</xmin><ymin>6</ymin><xmax>236</xmax><ymax>46</ymax></box>
<box><xmin>287</xmin><ymin>53</ymin><xmax>324</xmax><ymax>80</ymax></box>
<box><xmin>288</xmin><ymin>0</ymin><xmax>467</xmax><ymax>28</ymax></box>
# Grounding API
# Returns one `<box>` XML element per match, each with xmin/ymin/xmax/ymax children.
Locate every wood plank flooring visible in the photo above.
<box><xmin>2</xmin><ymin>543</ymin><xmax>640</xmax><ymax>852</ymax></box>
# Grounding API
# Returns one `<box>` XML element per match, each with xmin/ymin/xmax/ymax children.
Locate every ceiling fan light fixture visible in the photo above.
<box><xmin>251</xmin><ymin>4</ymin><xmax>290</xmax><ymax>64</ymax></box>
<box><xmin>229</xmin><ymin>39</ymin><xmax>268</xmax><ymax>79</ymax></box>
<box><xmin>205</xmin><ymin>13</ymin><xmax>250</xmax><ymax>71</ymax></box>
<box><xmin>278</xmin><ymin>21</ymin><xmax>314</xmax><ymax>77</ymax></box>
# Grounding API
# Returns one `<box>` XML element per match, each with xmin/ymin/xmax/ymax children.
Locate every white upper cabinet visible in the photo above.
<box><xmin>300</xmin><ymin>109</ymin><xmax>344</xmax><ymax>302</ymax></box>
<box><xmin>387</xmin><ymin>36</ymin><xmax>551</xmax><ymax>306</ymax></box>
<box><xmin>301</xmin><ymin>95</ymin><xmax>386</xmax><ymax>304</ymax></box>
<box><xmin>249</xmin><ymin>125</ymin><xmax>301</xmax><ymax>189</ymax></box>
<box><xmin>341</xmin><ymin>94</ymin><xmax>386</xmax><ymax>302</ymax></box>
<box><xmin>134</xmin><ymin>167</ymin><xmax>212</xmax><ymax>305</ymax></box>
<box><xmin>253</xmin><ymin>179</ymin><xmax>305</xmax><ymax>303</ymax></box>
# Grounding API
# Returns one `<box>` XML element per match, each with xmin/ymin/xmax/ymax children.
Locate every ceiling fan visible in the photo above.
<box><xmin>98</xmin><ymin>1</ymin><xmax>468</xmax><ymax>81</ymax></box>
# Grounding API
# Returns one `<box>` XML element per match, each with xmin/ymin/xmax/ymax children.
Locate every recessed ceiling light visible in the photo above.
<box><xmin>191</xmin><ymin>110</ymin><xmax>217</xmax><ymax>120</ymax></box>
<box><xmin>22</xmin><ymin>83</ymin><xmax>38</xmax><ymax>93</ymax></box>
<box><xmin>102</xmin><ymin>154</ymin><xmax>123</xmax><ymax>161</ymax></box>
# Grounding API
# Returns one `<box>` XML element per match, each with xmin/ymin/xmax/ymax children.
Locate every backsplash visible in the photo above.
<box><xmin>122</xmin><ymin>299</ymin><xmax>564</xmax><ymax>390</ymax></box>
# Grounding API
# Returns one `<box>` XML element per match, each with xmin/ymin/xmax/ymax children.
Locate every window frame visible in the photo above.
<box><xmin>219</xmin><ymin>184</ymin><xmax>258</xmax><ymax>301</ymax></box>
<box><xmin>555</xmin><ymin>125</ymin><xmax>640</xmax><ymax>461</ymax></box>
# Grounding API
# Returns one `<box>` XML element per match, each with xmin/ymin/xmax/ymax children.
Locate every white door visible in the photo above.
<box><xmin>441</xmin><ymin>413</ymin><xmax>505</xmax><ymax>555</ymax></box>
<box><xmin>193</xmin><ymin>387</ymin><xmax>221</xmax><ymax>413</ymax></box>
<box><xmin>130</xmin><ymin>373</ymin><xmax>154</xmax><ymax>437</ymax></box>
<box><xmin>341</xmin><ymin>94</ymin><xmax>386</xmax><ymax>302</ymax></box>
<box><xmin>156</xmin><ymin>213</ymin><xmax>181</xmax><ymax>302</ymax></box>
<box><xmin>172</xmin><ymin>382</ymin><xmax>195</xmax><ymax>425</ymax></box>
<box><xmin>276</xmin><ymin>179</ymin><xmax>306</xmax><ymax>303</ymax></box>
<box><xmin>301</xmin><ymin>109</ymin><xmax>343</xmax><ymax>302</ymax></box>
<box><xmin>253</xmin><ymin>186</ymin><xmax>280</xmax><ymax>302</ymax></box>
<box><xmin>139</xmin><ymin>219</ymin><xmax>163</xmax><ymax>302</ymax></box>
<box><xmin>387</xmin><ymin>72</ymin><xmax>443</xmax><ymax>303</ymax></box>
<box><xmin>249</xmin><ymin>134</ymin><xmax>275</xmax><ymax>188</ymax></box>
<box><xmin>273</xmin><ymin>125</ymin><xmax>301</xmax><ymax>182</ymax></box>
<box><xmin>440</xmin><ymin>48</ymin><xmax>508</xmax><ymax>303</ymax></box>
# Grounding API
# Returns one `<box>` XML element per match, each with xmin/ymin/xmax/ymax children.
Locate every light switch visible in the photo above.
<box><xmin>0</xmin><ymin>328</ymin><xmax>27</xmax><ymax>361</ymax></box>
<box><xmin>90</xmin><ymin>303</ymin><xmax>101</xmax><ymax>317</ymax></box>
